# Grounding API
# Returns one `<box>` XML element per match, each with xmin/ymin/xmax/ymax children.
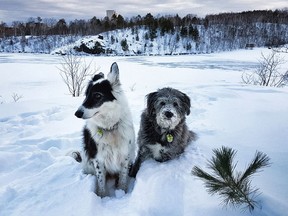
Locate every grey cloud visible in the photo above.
<box><xmin>0</xmin><ymin>0</ymin><xmax>286</xmax><ymax>24</ymax></box>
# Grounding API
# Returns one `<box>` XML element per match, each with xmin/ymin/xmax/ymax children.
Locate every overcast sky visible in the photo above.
<box><xmin>1</xmin><ymin>0</ymin><xmax>287</xmax><ymax>24</ymax></box>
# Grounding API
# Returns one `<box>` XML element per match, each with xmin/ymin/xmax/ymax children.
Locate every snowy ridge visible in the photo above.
<box><xmin>1</xmin><ymin>22</ymin><xmax>288</xmax><ymax>55</ymax></box>
<box><xmin>0</xmin><ymin>48</ymin><xmax>288</xmax><ymax>215</ymax></box>
<box><xmin>52</xmin><ymin>28</ymin><xmax>196</xmax><ymax>56</ymax></box>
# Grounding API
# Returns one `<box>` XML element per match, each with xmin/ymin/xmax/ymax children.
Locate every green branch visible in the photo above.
<box><xmin>192</xmin><ymin>146</ymin><xmax>271</xmax><ymax>212</ymax></box>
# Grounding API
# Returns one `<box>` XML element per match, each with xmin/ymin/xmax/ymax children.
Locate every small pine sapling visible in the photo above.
<box><xmin>192</xmin><ymin>146</ymin><xmax>271</xmax><ymax>212</ymax></box>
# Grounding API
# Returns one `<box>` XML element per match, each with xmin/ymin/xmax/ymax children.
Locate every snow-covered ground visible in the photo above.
<box><xmin>0</xmin><ymin>48</ymin><xmax>288</xmax><ymax>216</ymax></box>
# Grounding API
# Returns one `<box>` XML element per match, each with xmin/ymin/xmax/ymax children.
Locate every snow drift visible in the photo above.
<box><xmin>0</xmin><ymin>48</ymin><xmax>288</xmax><ymax>216</ymax></box>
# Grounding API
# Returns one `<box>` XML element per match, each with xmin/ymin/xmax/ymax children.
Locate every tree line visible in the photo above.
<box><xmin>0</xmin><ymin>9</ymin><xmax>288</xmax><ymax>39</ymax></box>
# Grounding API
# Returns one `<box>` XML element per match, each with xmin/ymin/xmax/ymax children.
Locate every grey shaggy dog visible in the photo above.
<box><xmin>129</xmin><ymin>87</ymin><xmax>197</xmax><ymax>177</ymax></box>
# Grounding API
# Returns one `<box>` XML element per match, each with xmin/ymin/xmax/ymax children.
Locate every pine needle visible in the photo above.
<box><xmin>192</xmin><ymin>146</ymin><xmax>271</xmax><ymax>212</ymax></box>
<box><xmin>239</xmin><ymin>151</ymin><xmax>271</xmax><ymax>182</ymax></box>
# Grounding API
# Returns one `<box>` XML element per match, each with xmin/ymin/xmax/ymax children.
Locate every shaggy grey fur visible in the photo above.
<box><xmin>129</xmin><ymin>87</ymin><xmax>197</xmax><ymax>177</ymax></box>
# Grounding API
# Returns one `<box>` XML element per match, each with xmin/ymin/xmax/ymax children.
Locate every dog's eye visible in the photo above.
<box><xmin>93</xmin><ymin>92</ymin><xmax>102</xmax><ymax>99</ymax></box>
<box><xmin>173</xmin><ymin>102</ymin><xmax>179</xmax><ymax>107</ymax></box>
<box><xmin>160</xmin><ymin>102</ymin><xmax>166</xmax><ymax>106</ymax></box>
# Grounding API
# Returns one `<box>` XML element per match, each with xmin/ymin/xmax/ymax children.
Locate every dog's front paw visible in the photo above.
<box><xmin>96</xmin><ymin>187</ymin><xmax>107</xmax><ymax>198</ymax></box>
<box><xmin>117</xmin><ymin>184</ymin><xmax>128</xmax><ymax>194</ymax></box>
<box><xmin>115</xmin><ymin>189</ymin><xmax>125</xmax><ymax>198</ymax></box>
<box><xmin>117</xmin><ymin>175</ymin><xmax>128</xmax><ymax>193</ymax></box>
<box><xmin>155</xmin><ymin>150</ymin><xmax>172</xmax><ymax>162</ymax></box>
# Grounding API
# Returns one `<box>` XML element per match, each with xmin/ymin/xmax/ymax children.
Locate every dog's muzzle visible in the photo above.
<box><xmin>74</xmin><ymin>106</ymin><xmax>98</xmax><ymax>119</ymax></box>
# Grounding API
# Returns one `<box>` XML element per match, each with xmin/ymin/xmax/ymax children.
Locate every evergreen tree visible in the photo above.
<box><xmin>110</xmin><ymin>35</ymin><xmax>115</xmax><ymax>44</ymax></box>
<box><xmin>120</xmin><ymin>38</ymin><xmax>129</xmax><ymax>51</ymax></box>
<box><xmin>189</xmin><ymin>25</ymin><xmax>199</xmax><ymax>41</ymax></box>
<box><xmin>116</xmin><ymin>14</ymin><xmax>125</xmax><ymax>28</ymax></box>
<box><xmin>180</xmin><ymin>26</ymin><xmax>188</xmax><ymax>37</ymax></box>
<box><xmin>149</xmin><ymin>27</ymin><xmax>157</xmax><ymax>41</ymax></box>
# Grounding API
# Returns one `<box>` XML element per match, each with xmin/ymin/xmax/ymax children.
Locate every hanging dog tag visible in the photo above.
<box><xmin>166</xmin><ymin>134</ymin><xmax>174</xmax><ymax>143</ymax></box>
<box><xmin>97</xmin><ymin>128</ymin><xmax>103</xmax><ymax>137</ymax></box>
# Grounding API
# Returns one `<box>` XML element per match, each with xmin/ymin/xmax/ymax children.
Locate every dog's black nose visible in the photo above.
<box><xmin>164</xmin><ymin>111</ymin><xmax>174</xmax><ymax>119</ymax></box>
<box><xmin>75</xmin><ymin>110</ymin><xmax>84</xmax><ymax>118</ymax></box>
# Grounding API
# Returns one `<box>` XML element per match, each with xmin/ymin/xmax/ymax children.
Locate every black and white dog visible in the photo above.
<box><xmin>74</xmin><ymin>62</ymin><xmax>136</xmax><ymax>197</ymax></box>
<box><xmin>129</xmin><ymin>87</ymin><xmax>197</xmax><ymax>177</ymax></box>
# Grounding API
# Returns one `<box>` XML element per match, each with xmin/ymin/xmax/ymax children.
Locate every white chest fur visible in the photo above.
<box><xmin>97</xmin><ymin>130</ymin><xmax>127</xmax><ymax>173</ymax></box>
<box><xmin>85</xmin><ymin>121</ymin><xmax>134</xmax><ymax>174</ymax></box>
<box><xmin>147</xmin><ymin>143</ymin><xmax>167</xmax><ymax>160</ymax></box>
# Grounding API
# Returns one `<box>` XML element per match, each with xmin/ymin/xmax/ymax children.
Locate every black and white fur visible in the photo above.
<box><xmin>129</xmin><ymin>87</ymin><xmax>197</xmax><ymax>177</ymax></box>
<box><xmin>74</xmin><ymin>62</ymin><xmax>135</xmax><ymax>197</ymax></box>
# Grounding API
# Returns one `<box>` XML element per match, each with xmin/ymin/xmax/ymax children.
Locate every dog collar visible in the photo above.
<box><xmin>97</xmin><ymin>122</ymin><xmax>119</xmax><ymax>137</ymax></box>
<box><xmin>166</xmin><ymin>134</ymin><xmax>174</xmax><ymax>143</ymax></box>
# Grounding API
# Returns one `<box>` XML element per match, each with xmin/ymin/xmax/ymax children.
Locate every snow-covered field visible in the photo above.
<box><xmin>0</xmin><ymin>49</ymin><xmax>288</xmax><ymax>216</ymax></box>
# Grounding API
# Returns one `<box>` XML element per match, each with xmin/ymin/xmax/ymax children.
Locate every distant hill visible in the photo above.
<box><xmin>1</xmin><ymin>9</ymin><xmax>288</xmax><ymax>55</ymax></box>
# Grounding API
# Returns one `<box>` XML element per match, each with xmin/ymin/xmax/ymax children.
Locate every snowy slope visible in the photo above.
<box><xmin>2</xmin><ymin>22</ymin><xmax>288</xmax><ymax>55</ymax></box>
<box><xmin>0</xmin><ymin>49</ymin><xmax>288</xmax><ymax>216</ymax></box>
<box><xmin>51</xmin><ymin>28</ymin><xmax>191</xmax><ymax>56</ymax></box>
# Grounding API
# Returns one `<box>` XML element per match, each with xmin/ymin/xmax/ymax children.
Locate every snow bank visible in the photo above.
<box><xmin>0</xmin><ymin>48</ymin><xmax>288</xmax><ymax>216</ymax></box>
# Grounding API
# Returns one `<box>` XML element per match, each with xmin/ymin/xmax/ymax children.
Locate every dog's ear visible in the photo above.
<box><xmin>181</xmin><ymin>92</ymin><xmax>191</xmax><ymax>115</ymax></box>
<box><xmin>92</xmin><ymin>72</ymin><xmax>104</xmax><ymax>82</ymax></box>
<box><xmin>146</xmin><ymin>91</ymin><xmax>158</xmax><ymax>116</ymax></box>
<box><xmin>107</xmin><ymin>62</ymin><xmax>120</xmax><ymax>85</ymax></box>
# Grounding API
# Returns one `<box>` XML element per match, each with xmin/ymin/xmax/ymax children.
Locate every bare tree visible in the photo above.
<box><xmin>242</xmin><ymin>50</ymin><xmax>288</xmax><ymax>87</ymax></box>
<box><xmin>58</xmin><ymin>53</ymin><xmax>96</xmax><ymax>97</ymax></box>
<box><xmin>273</xmin><ymin>44</ymin><xmax>288</xmax><ymax>54</ymax></box>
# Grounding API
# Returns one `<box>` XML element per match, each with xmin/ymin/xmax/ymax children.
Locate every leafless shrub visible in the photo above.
<box><xmin>242</xmin><ymin>51</ymin><xmax>288</xmax><ymax>87</ymax></box>
<box><xmin>272</xmin><ymin>44</ymin><xmax>288</xmax><ymax>54</ymax></box>
<box><xmin>58</xmin><ymin>53</ymin><xmax>97</xmax><ymax>97</ymax></box>
<box><xmin>12</xmin><ymin>93</ymin><xmax>23</xmax><ymax>102</ymax></box>
<box><xmin>129</xmin><ymin>83</ymin><xmax>136</xmax><ymax>91</ymax></box>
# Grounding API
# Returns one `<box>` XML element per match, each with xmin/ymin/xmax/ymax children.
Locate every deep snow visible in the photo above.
<box><xmin>0</xmin><ymin>49</ymin><xmax>288</xmax><ymax>216</ymax></box>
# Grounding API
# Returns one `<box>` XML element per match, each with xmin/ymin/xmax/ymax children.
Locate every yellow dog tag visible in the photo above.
<box><xmin>166</xmin><ymin>134</ymin><xmax>173</xmax><ymax>143</ymax></box>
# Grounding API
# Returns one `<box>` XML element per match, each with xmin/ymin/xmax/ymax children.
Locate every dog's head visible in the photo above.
<box><xmin>75</xmin><ymin>62</ymin><xmax>122</xmax><ymax>128</ymax></box>
<box><xmin>146</xmin><ymin>87</ymin><xmax>191</xmax><ymax>130</ymax></box>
